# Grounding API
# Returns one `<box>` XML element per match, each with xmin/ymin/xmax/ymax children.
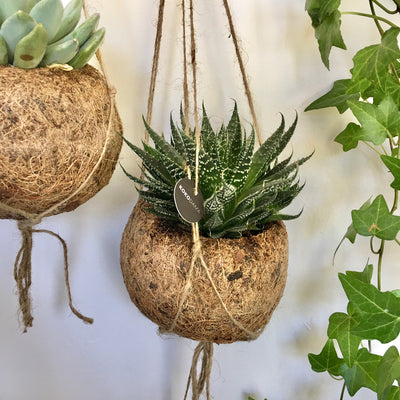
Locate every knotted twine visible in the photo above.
<box><xmin>141</xmin><ymin>1</ymin><xmax>264</xmax><ymax>399</ymax></box>
<box><xmin>0</xmin><ymin>1</ymin><xmax>117</xmax><ymax>332</ymax></box>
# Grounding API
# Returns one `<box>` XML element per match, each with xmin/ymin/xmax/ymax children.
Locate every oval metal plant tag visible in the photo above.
<box><xmin>174</xmin><ymin>178</ymin><xmax>204</xmax><ymax>223</ymax></box>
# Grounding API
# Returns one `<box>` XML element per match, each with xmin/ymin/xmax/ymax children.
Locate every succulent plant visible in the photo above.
<box><xmin>0</xmin><ymin>0</ymin><xmax>104</xmax><ymax>69</ymax></box>
<box><xmin>122</xmin><ymin>103</ymin><xmax>311</xmax><ymax>238</ymax></box>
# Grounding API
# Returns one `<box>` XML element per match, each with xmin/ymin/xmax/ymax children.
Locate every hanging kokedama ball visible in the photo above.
<box><xmin>120</xmin><ymin>104</ymin><xmax>311</xmax><ymax>343</ymax></box>
<box><xmin>0</xmin><ymin>64</ymin><xmax>122</xmax><ymax>219</ymax></box>
<box><xmin>121</xmin><ymin>199</ymin><xmax>288</xmax><ymax>343</ymax></box>
<box><xmin>0</xmin><ymin>0</ymin><xmax>122</xmax><ymax>219</ymax></box>
<box><xmin>0</xmin><ymin>0</ymin><xmax>123</xmax><ymax>330</ymax></box>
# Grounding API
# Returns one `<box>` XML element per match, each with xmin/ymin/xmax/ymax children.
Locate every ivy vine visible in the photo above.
<box><xmin>306</xmin><ymin>0</ymin><xmax>400</xmax><ymax>399</ymax></box>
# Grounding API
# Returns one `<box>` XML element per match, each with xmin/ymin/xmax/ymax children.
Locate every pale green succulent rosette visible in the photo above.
<box><xmin>0</xmin><ymin>0</ymin><xmax>105</xmax><ymax>69</ymax></box>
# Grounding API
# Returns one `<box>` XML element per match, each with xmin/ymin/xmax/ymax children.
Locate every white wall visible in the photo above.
<box><xmin>0</xmin><ymin>1</ymin><xmax>392</xmax><ymax>399</ymax></box>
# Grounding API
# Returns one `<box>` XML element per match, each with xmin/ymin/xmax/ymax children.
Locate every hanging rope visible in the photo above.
<box><xmin>222</xmin><ymin>0</ymin><xmax>262</xmax><ymax>146</ymax></box>
<box><xmin>0</xmin><ymin>0</ymin><xmax>118</xmax><ymax>331</ymax></box>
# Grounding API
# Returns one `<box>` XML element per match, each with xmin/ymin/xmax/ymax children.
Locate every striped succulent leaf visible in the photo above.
<box><xmin>0</xmin><ymin>0</ymin><xmax>104</xmax><ymax>69</ymax></box>
<box><xmin>122</xmin><ymin>103</ymin><xmax>311</xmax><ymax>238</ymax></box>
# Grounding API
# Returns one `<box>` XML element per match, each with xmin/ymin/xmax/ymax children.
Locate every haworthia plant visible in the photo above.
<box><xmin>122</xmin><ymin>103</ymin><xmax>311</xmax><ymax>238</ymax></box>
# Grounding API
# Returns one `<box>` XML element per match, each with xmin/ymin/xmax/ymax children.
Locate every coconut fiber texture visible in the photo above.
<box><xmin>0</xmin><ymin>64</ymin><xmax>122</xmax><ymax>219</ymax></box>
<box><xmin>120</xmin><ymin>200</ymin><xmax>289</xmax><ymax>344</ymax></box>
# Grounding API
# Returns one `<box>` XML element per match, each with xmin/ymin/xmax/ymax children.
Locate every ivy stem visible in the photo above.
<box><xmin>339</xmin><ymin>382</ymin><xmax>346</xmax><ymax>400</ymax></box>
<box><xmin>369</xmin><ymin>0</ymin><xmax>385</xmax><ymax>35</ymax></box>
<box><xmin>341</xmin><ymin>11</ymin><xmax>400</xmax><ymax>28</ymax></box>
<box><xmin>391</xmin><ymin>189</ymin><xmax>399</xmax><ymax>213</ymax></box>
<box><xmin>372</xmin><ymin>0</ymin><xmax>399</xmax><ymax>14</ymax></box>
<box><xmin>377</xmin><ymin>240</ymin><xmax>385</xmax><ymax>291</ymax></box>
<box><xmin>362</xmin><ymin>141</ymin><xmax>385</xmax><ymax>156</ymax></box>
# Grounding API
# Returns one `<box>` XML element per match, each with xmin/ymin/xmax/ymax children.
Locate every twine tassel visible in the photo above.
<box><xmin>13</xmin><ymin>221</ymin><xmax>93</xmax><ymax>332</ymax></box>
<box><xmin>184</xmin><ymin>341</ymin><xmax>214</xmax><ymax>400</ymax></box>
<box><xmin>14</xmin><ymin>222</ymin><xmax>35</xmax><ymax>332</ymax></box>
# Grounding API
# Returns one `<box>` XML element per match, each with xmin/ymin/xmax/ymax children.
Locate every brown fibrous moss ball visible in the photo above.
<box><xmin>0</xmin><ymin>64</ymin><xmax>122</xmax><ymax>219</ymax></box>
<box><xmin>120</xmin><ymin>200</ymin><xmax>289</xmax><ymax>344</ymax></box>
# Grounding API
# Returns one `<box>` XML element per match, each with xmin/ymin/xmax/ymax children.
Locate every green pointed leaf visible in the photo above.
<box><xmin>198</xmin><ymin>148</ymin><xmax>222</xmax><ymax>199</ymax></box>
<box><xmin>170</xmin><ymin>116</ymin><xmax>186</xmax><ymax>157</ymax></box>
<box><xmin>305</xmin><ymin>79</ymin><xmax>359</xmax><ymax>113</ymax></box>
<box><xmin>346</xmin><ymin>97</ymin><xmax>400</xmax><ymax>146</ymax></box>
<box><xmin>327</xmin><ymin>312</ymin><xmax>361</xmax><ymax>367</ymax></box>
<box><xmin>346</xmin><ymin>264</ymin><xmax>373</xmax><ymax>285</ymax></box>
<box><xmin>334</xmin><ymin>200</ymin><xmax>372</xmax><ymax>265</ymax></box>
<box><xmin>228</xmin><ymin>127</ymin><xmax>254</xmax><ymax>190</ymax></box>
<box><xmin>245</xmin><ymin>114</ymin><xmax>297</xmax><ymax>190</ymax></box>
<box><xmin>143</xmin><ymin>117</ymin><xmax>186</xmax><ymax>167</ymax></box>
<box><xmin>351</xmin><ymin>195</ymin><xmax>400</xmax><ymax>240</ymax></box>
<box><xmin>306</xmin><ymin>0</ymin><xmax>345</xmax><ymax>69</ymax></box>
<box><xmin>120</xmin><ymin>135</ymin><xmax>175</xmax><ymax>186</ymax></box>
<box><xmin>351</xmin><ymin>28</ymin><xmax>400</xmax><ymax>94</ymax></box>
<box><xmin>339</xmin><ymin>272</ymin><xmax>400</xmax><ymax>343</ymax></box>
<box><xmin>377</xmin><ymin>346</ymin><xmax>400</xmax><ymax>400</ymax></box>
<box><xmin>339</xmin><ymin>348</ymin><xmax>381</xmax><ymax>396</ymax></box>
<box><xmin>200</xmin><ymin>103</ymin><xmax>213</xmax><ymax>135</ymax></box>
<box><xmin>387</xmin><ymin>386</ymin><xmax>400</xmax><ymax>400</ymax></box>
<box><xmin>382</xmin><ymin>155</ymin><xmax>400</xmax><ymax>190</ymax></box>
<box><xmin>376</xmin><ymin>72</ymin><xmax>400</xmax><ymax>108</ymax></box>
<box><xmin>305</xmin><ymin>0</ymin><xmax>340</xmax><ymax>27</ymax></box>
<box><xmin>334</xmin><ymin>122</ymin><xmax>363</xmax><ymax>151</ymax></box>
<box><xmin>308</xmin><ymin>339</ymin><xmax>344</xmax><ymax>375</ymax></box>
<box><xmin>226</xmin><ymin>102</ymin><xmax>243</xmax><ymax>168</ymax></box>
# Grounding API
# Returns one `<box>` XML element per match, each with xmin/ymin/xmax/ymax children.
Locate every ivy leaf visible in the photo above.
<box><xmin>350</xmin><ymin>28</ymin><xmax>400</xmax><ymax>94</ymax></box>
<box><xmin>339</xmin><ymin>272</ymin><xmax>400</xmax><ymax>343</ymax></box>
<box><xmin>377</xmin><ymin>346</ymin><xmax>400</xmax><ymax>400</ymax></box>
<box><xmin>308</xmin><ymin>338</ymin><xmax>344</xmax><ymax>376</ymax></box>
<box><xmin>379</xmin><ymin>72</ymin><xmax>400</xmax><ymax>108</ymax></box>
<box><xmin>387</xmin><ymin>386</ymin><xmax>400</xmax><ymax>400</ymax></box>
<box><xmin>351</xmin><ymin>195</ymin><xmax>400</xmax><ymax>240</ymax></box>
<box><xmin>345</xmin><ymin>97</ymin><xmax>400</xmax><ymax>147</ymax></box>
<box><xmin>335</xmin><ymin>122</ymin><xmax>363</xmax><ymax>151</ymax></box>
<box><xmin>314</xmin><ymin>10</ymin><xmax>346</xmax><ymax>69</ymax></box>
<box><xmin>382</xmin><ymin>155</ymin><xmax>400</xmax><ymax>190</ymax></box>
<box><xmin>327</xmin><ymin>310</ymin><xmax>361</xmax><ymax>367</ymax></box>
<box><xmin>306</xmin><ymin>0</ymin><xmax>345</xmax><ymax>68</ymax></box>
<box><xmin>308</xmin><ymin>339</ymin><xmax>344</xmax><ymax>376</ymax></box>
<box><xmin>338</xmin><ymin>200</ymin><xmax>372</xmax><ymax>248</ymax></box>
<box><xmin>305</xmin><ymin>79</ymin><xmax>359</xmax><ymax>113</ymax></box>
<box><xmin>339</xmin><ymin>348</ymin><xmax>381</xmax><ymax>396</ymax></box>
<box><xmin>305</xmin><ymin>0</ymin><xmax>341</xmax><ymax>27</ymax></box>
<box><xmin>345</xmin><ymin>264</ymin><xmax>373</xmax><ymax>285</ymax></box>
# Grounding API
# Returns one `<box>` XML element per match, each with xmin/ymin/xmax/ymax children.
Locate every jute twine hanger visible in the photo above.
<box><xmin>143</xmin><ymin>1</ymin><xmax>263</xmax><ymax>399</ymax></box>
<box><xmin>0</xmin><ymin>0</ymin><xmax>117</xmax><ymax>332</ymax></box>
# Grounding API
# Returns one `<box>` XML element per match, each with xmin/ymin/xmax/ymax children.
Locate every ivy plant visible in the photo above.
<box><xmin>306</xmin><ymin>0</ymin><xmax>400</xmax><ymax>399</ymax></box>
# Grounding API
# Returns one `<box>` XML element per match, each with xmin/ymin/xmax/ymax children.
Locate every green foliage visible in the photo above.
<box><xmin>306</xmin><ymin>1</ymin><xmax>400</xmax><ymax>398</ymax></box>
<box><xmin>0</xmin><ymin>0</ymin><xmax>103</xmax><ymax>69</ymax></box>
<box><xmin>122</xmin><ymin>103</ymin><xmax>311</xmax><ymax>238</ymax></box>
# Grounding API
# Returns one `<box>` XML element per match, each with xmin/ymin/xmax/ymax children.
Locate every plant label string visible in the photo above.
<box><xmin>174</xmin><ymin>178</ymin><xmax>204</xmax><ymax>223</ymax></box>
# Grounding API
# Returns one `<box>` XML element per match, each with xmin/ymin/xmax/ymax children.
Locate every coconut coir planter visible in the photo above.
<box><xmin>120</xmin><ymin>104</ymin><xmax>310</xmax><ymax>343</ymax></box>
<box><xmin>121</xmin><ymin>199</ymin><xmax>288</xmax><ymax>343</ymax></box>
<box><xmin>0</xmin><ymin>64</ymin><xmax>122</xmax><ymax>219</ymax></box>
